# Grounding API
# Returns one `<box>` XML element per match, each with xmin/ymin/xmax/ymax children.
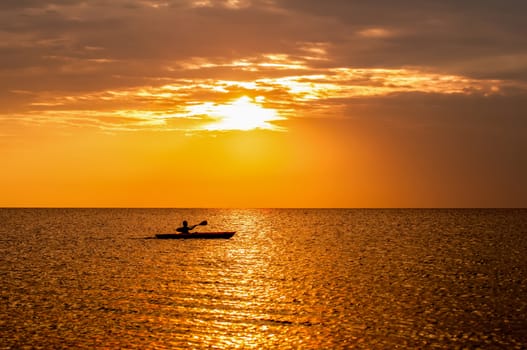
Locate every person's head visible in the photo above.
<box><xmin>182</xmin><ymin>220</ymin><xmax>188</xmax><ymax>226</ymax></box>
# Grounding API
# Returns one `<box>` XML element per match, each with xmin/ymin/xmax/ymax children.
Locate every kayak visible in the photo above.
<box><xmin>155</xmin><ymin>232</ymin><xmax>235</xmax><ymax>239</ymax></box>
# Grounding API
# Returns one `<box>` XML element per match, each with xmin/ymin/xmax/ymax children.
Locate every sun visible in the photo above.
<box><xmin>187</xmin><ymin>96</ymin><xmax>285</xmax><ymax>131</ymax></box>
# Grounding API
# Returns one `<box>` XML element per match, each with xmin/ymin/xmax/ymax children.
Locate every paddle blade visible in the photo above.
<box><xmin>199</xmin><ymin>220</ymin><xmax>208</xmax><ymax>226</ymax></box>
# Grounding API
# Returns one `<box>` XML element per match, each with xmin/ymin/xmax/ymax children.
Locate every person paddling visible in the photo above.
<box><xmin>176</xmin><ymin>220</ymin><xmax>207</xmax><ymax>233</ymax></box>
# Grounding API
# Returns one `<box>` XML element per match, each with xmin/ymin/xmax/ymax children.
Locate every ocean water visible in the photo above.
<box><xmin>1</xmin><ymin>209</ymin><xmax>526</xmax><ymax>349</ymax></box>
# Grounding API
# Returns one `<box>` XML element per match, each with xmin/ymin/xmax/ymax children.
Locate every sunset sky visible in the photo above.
<box><xmin>1</xmin><ymin>0</ymin><xmax>526</xmax><ymax>207</ymax></box>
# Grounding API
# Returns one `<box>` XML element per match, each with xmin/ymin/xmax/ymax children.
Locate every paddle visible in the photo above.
<box><xmin>187</xmin><ymin>220</ymin><xmax>207</xmax><ymax>234</ymax></box>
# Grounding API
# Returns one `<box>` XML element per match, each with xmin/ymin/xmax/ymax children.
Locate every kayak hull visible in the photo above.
<box><xmin>155</xmin><ymin>232</ymin><xmax>235</xmax><ymax>239</ymax></box>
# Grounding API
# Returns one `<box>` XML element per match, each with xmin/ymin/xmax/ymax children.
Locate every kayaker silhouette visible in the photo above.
<box><xmin>176</xmin><ymin>220</ymin><xmax>207</xmax><ymax>233</ymax></box>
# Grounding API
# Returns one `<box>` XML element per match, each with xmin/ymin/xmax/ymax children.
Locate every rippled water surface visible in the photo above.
<box><xmin>1</xmin><ymin>209</ymin><xmax>527</xmax><ymax>348</ymax></box>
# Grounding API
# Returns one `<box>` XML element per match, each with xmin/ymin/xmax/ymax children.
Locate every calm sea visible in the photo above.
<box><xmin>1</xmin><ymin>209</ymin><xmax>526</xmax><ymax>349</ymax></box>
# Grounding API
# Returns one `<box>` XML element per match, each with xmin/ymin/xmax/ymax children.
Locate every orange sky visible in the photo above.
<box><xmin>1</xmin><ymin>0</ymin><xmax>526</xmax><ymax>207</ymax></box>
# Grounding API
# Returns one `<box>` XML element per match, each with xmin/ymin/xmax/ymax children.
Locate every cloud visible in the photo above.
<box><xmin>1</xmin><ymin>0</ymin><xmax>526</xmax><ymax>135</ymax></box>
<box><xmin>2</xmin><ymin>0</ymin><xmax>526</xmax><ymax>75</ymax></box>
<box><xmin>3</xmin><ymin>55</ymin><xmax>522</xmax><ymax>134</ymax></box>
